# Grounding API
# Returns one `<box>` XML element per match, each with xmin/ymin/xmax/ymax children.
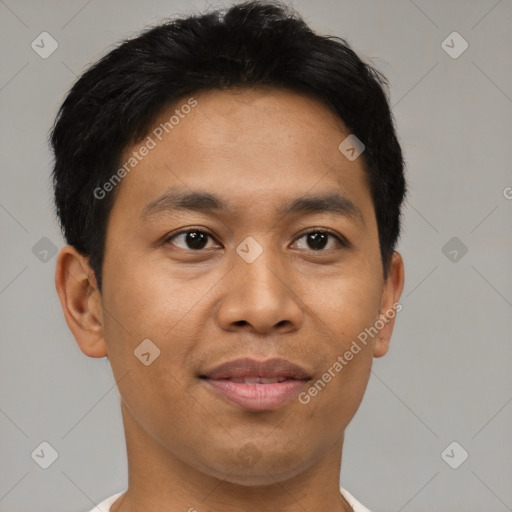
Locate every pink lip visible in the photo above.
<box><xmin>201</xmin><ymin>378</ymin><xmax>309</xmax><ymax>410</ymax></box>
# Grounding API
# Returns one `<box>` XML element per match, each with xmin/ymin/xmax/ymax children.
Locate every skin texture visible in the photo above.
<box><xmin>55</xmin><ymin>87</ymin><xmax>404</xmax><ymax>512</ymax></box>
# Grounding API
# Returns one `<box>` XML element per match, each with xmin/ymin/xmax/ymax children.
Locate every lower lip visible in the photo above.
<box><xmin>201</xmin><ymin>378</ymin><xmax>309</xmax><ymax>410</ymax></box>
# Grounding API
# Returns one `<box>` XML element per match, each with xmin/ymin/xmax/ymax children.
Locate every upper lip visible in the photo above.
<box><xmin>200</xmin><ymin>357</ymin><xmax>312</xmax><ymax>380</ymax></box>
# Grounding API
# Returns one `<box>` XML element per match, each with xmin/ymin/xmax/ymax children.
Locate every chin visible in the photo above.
<box><xmin>197</xmin><ymin>450</ymin><xmax>310</xmax><ymax>487</ymax></box>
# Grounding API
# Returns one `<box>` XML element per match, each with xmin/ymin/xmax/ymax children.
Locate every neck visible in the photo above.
<box><xmin>110</xmin><ymin>401</ymin><xmax>353</xmax><ymax>512</ymax></box>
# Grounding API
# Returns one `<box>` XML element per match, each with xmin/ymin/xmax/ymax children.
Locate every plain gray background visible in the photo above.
<box><xmin>1</xmin><ymin>0</ymin><xmax>511</xmax><ymax>511</ymax></box>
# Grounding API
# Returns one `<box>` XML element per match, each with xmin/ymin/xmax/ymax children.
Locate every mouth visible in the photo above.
<box><xmin>198</xmin><ymin>357</ymin><xmax>312</xmax><ymax>411</ymax></box>
<box><xmin>199</xmin><ymin>377</ymin><xmax>310</xmax><ymax>411</ymax></box>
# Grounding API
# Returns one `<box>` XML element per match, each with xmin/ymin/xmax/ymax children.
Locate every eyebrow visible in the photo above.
<box><xmin>140</xmin><ymin>189</ymin><xmax>365</xmax><ymax>225</ymax></box>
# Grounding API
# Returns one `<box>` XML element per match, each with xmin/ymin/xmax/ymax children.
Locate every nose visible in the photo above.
<box><xmin>216</xmin><ymin>245</ymin><xmax>304</xmax><ymax>335</ymax></box>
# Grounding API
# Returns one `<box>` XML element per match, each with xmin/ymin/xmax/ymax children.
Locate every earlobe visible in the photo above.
<box><xmin>373</xmin><ymin>251</ymin><xmax>405</xmax><ymax>358</ymax></box>
<box><xmin>55</xmin><ymin>246</ymin><xmax>108</xmax><ymax>358</ymax></box>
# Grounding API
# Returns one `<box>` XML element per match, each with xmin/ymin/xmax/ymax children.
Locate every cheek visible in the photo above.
<box><xmin>309</xmin><ymin>265</ymin><xmax>382</xmax><ymax>343</ymax></box>
<box><xmin>299</xmin><ymin>271</ymin><xmax>381</xmax><ymax>417</ymax></box>
<box><xmin>101</xmin><ymin>252</ymin><xmax>201</xmax><ymax>339</ymax></box>
<box><xmin>100</xmin><ymin>256</ymin><xmax>199</xmax><ymax>439</ymax></box>
<box><xmin>99</xmin><ymin>253</ymin><xmax>213</xmax><ymax>403</ymax></box>
<box><xmin>301</xmin><ymin>325</ymin><xmax>374</xmax><ymax>435</ymax></box>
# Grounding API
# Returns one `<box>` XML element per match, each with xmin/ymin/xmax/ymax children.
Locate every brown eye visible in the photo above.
<box><xmin>166</xmin><ymin>230</ymin><xmax>216</xmax><ymax>250</ymax></box>
<box><xmin>293</xmin><ymin>230</ymin><xmax>348</xmax><ymax>251</ymax></box>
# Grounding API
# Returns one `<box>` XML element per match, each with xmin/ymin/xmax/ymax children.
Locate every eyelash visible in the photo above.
<box><xmin>163</xmin><ymin>227</ymin><xmax>350</xmax><ymax>251</ymax></box>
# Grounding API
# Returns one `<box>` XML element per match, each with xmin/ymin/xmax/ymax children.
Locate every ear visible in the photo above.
<box><xmin>373</xmin><ymin>251</ymin><xmax>405</xmax><ymax>358</ymax></box>
<box><xmin>55</xmin><ymin>245</ymin><xmax>107</xmax><ymax>358</ymax></box>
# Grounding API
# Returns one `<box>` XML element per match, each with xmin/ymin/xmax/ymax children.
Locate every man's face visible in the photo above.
<box><xmin>97</xmin><ymin>87</ymin><xmax>398</xmax><ymax>485</ymax></box>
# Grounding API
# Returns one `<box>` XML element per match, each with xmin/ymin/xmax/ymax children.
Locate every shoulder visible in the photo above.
<box><xmin>340</xmin><ymin>486</ymin><xmax>373</xmax><ymax>512</ymax></box>
<box><xmin>87</xmin><ymin>488</ymin><xmax>369</xmax><ymax>512</ymax></box>
<box><xmin>85</xmin><ymin>491</ymin><xmax>125</xmax><ymax>512</ymax></box>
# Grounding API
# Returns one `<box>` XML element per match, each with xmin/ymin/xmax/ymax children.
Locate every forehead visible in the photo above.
<box><xmin>157</xmin><ymin>86</ymin><xmax>349</xmax><ymax>155</ymax></box>
<box><xmin>110</xmin><ymin>87</ymin><xmax>374</xmax><ymax>225</ymax></box>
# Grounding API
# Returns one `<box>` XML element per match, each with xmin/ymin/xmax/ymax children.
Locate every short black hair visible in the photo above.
<box><xmin>50</xmin><ymin>0</ymin><xmax>406</xmax><ymax>291</ymax></box>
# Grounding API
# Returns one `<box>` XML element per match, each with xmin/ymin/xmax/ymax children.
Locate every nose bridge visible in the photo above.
<box><xmin>216</xmin><ymin>235</ymin><xmax>303</xmax><ymax>333</ymax></box>
<box><xmin>235</xmin><ymin>234</ymin><xmax>289</xmax><ymax>300</ymax></box>
<box><xmin>239</xmin><ymin>244</ymin><xmax>286</xmax><ymax>299</ymax></box>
